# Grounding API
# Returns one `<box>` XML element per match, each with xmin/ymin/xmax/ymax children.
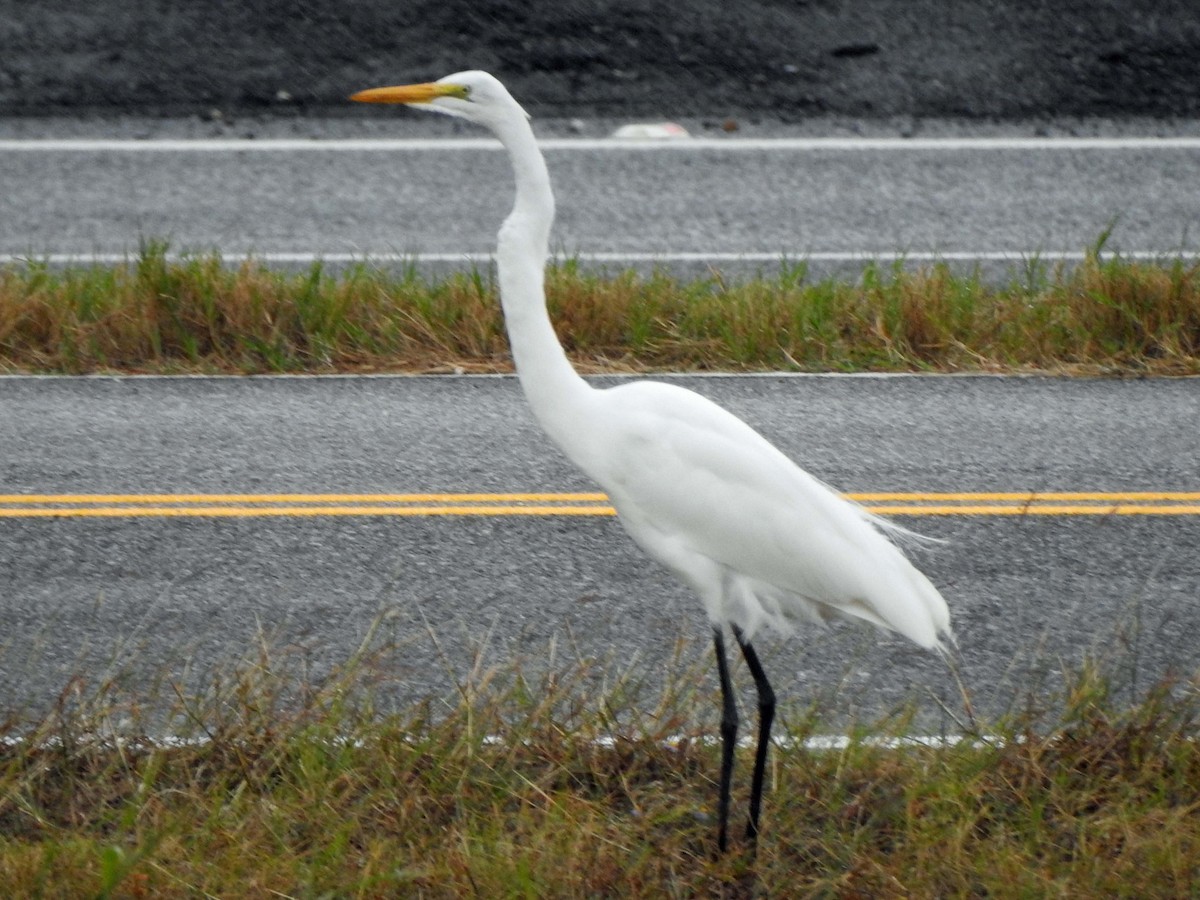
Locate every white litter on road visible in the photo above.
<box><xmin>609</xmin><ymin>122</ymin><xmax>691</xmax><ymax>140</ymax></box>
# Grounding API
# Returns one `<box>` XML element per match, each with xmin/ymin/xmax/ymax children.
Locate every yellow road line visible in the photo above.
<box><xmin>0</xmin><ymin>492</ymin><xmax>610</xmax><ymax>504</ymax></box>
<box><xmin>0</xmin><ymin>492</ymin><xmax>1197</xmax><ymax>518</ymax></box>
<box><xmin>851</xmin><ymin>491</ymin><xmax>1200</xmax><ymax>502</ymax></box>
<box><xmin>0</xmin><ymin>505</ymin><xmax>613</xmax><ymax>518</ymax></box>
<box><xmin>870</xmin><ymin>505</ymin><xmax>1200</xmax><ymax>516</ymax></box>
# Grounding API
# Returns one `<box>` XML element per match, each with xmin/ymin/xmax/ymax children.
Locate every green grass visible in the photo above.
<box><xmin>2</xmin><ymin>620</ymin><xmax>1199</xmax><ymax>897</ymax></box>
<box><xmin>2</xmin><ymin>242</ymin><xmax>1198</xmax><ymax>375</ymax></box>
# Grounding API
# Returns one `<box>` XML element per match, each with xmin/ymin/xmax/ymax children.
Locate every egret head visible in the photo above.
<box><xmin>350</xmin><ymin>70</ymin><xmax>529</xmax><ymax>127</ymax></box>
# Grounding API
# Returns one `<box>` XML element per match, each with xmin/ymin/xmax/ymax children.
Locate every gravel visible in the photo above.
<box><xmin>3</xmin><ymin>0</ymin><xmax>1199</xmax><ymax>127</ymax></box>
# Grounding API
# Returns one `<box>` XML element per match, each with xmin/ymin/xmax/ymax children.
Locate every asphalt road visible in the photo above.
<box><xmin>2</xmin><ymin>133</ymin><xmax>1200</xmax><ymax>280</ymax></box>
<box><xmin>2</xmin><ymin>374</ymin><xmax>1197</xmax><ymax>730</ymax></box>
<box><xmin>2</xmin><ymin>128</ymin><xmax>1198</xmax><ymax>732</ymax></box>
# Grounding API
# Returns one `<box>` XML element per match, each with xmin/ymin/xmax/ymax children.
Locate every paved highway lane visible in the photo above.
<box><xmin>2</xmin><ymin>137</ymin><xmax>1200</xmax><ymax>274</ymax></box>
<box><xmin>1</xmin><ymin>374</ymin><xmax>1197</xmax><ymax>729</ymax></box>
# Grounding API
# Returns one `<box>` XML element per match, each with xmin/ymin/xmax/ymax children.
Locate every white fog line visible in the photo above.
<box><xmin>2</xmin><ymin>136</ymin><xmax>1200</xmax><ymax>153</ymax></box>
<box><xmin>3</xmin><ymin>731</ymin><xmax>995</xmax><ymax>752</ymax></box>
<box><xmin>2</xmin><ymin>249</ymin><xmax>1196</xmax><ymax>268</ymax></box>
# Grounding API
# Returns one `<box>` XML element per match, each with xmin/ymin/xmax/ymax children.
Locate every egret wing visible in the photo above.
<box><xmin>589</xmin><ymin>382</ymin><xmax>948</xmax><ymax>647</ymax></box>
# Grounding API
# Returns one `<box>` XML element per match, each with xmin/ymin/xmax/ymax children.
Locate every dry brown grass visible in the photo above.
<box><xmin>2</xmin><ymin>244</ymin><xmax>1199</xmax><ymax>375</ymax></box>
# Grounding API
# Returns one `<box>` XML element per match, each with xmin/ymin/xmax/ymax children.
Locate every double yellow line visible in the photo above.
<box><xmin>1</xmin><ymin>492</ymin><xmax>1198</xmax><ymax>519</ymax></box>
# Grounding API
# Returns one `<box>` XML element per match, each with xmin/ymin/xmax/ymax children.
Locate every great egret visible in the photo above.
<box><xmin>351</xmin><ymin>71</ymin><xmax>953</xmax><ymax>852</ymax></box>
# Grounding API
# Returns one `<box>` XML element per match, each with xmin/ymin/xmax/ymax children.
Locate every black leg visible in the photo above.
<box><xmin>712</xmin><ymin>627</ymin><xmax>738</xmax><ymax>853</ymax></box>
<box><xmin>733</xmin><ymin>625</ymin><xmax>775</xmax><ymax>846</ymax></box>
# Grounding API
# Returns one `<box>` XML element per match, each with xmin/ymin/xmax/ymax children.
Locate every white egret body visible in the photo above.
<box><xmin>352</xmin><ymin>71</ymin><xmax>953</xmax><ymax>851</ymax></box>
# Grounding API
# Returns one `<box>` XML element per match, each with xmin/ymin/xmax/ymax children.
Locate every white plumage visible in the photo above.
<box><xmin>352</xmin><ymin>69</ymin><xmax>953</xmax><ymax>851</ymax></box>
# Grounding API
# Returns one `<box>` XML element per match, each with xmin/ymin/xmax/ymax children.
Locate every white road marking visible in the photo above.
<box><xmin>1</xmin><ymin>249</ymin><xmax>1195</xmax><ymax>267</ymax></box>
<box><xmin>2</xmin><ymin>136</ymin><xmax>1200</xmax><ymax>153</ymax></box>
<box><xmin>3</xmin><ymin>731</ymin><xmax>993</xmax><ymax>752</ymax></box>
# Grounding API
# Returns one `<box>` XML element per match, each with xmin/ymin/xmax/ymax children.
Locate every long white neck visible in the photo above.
<box><xmin>490</xmin><ymin>111</ymin><xmax>596</xmax><ymax>465</ymax></box>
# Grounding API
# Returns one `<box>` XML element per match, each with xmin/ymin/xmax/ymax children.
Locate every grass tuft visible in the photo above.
<box><xmin>1</xmin><ymin>243</ymin><xmax>1198</xmax><ymax>374</ymax></box>
<box><xmin>2</xmin><ymin>620</ymin><xmax>1199</xmax><ymax>896</ymax></box>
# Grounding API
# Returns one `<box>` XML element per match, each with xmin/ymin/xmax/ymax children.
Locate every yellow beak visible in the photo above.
<box><xmin>349</xmin><ymin>82</ymin><xmax>467</xmax><ymax>105</ymax></box>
